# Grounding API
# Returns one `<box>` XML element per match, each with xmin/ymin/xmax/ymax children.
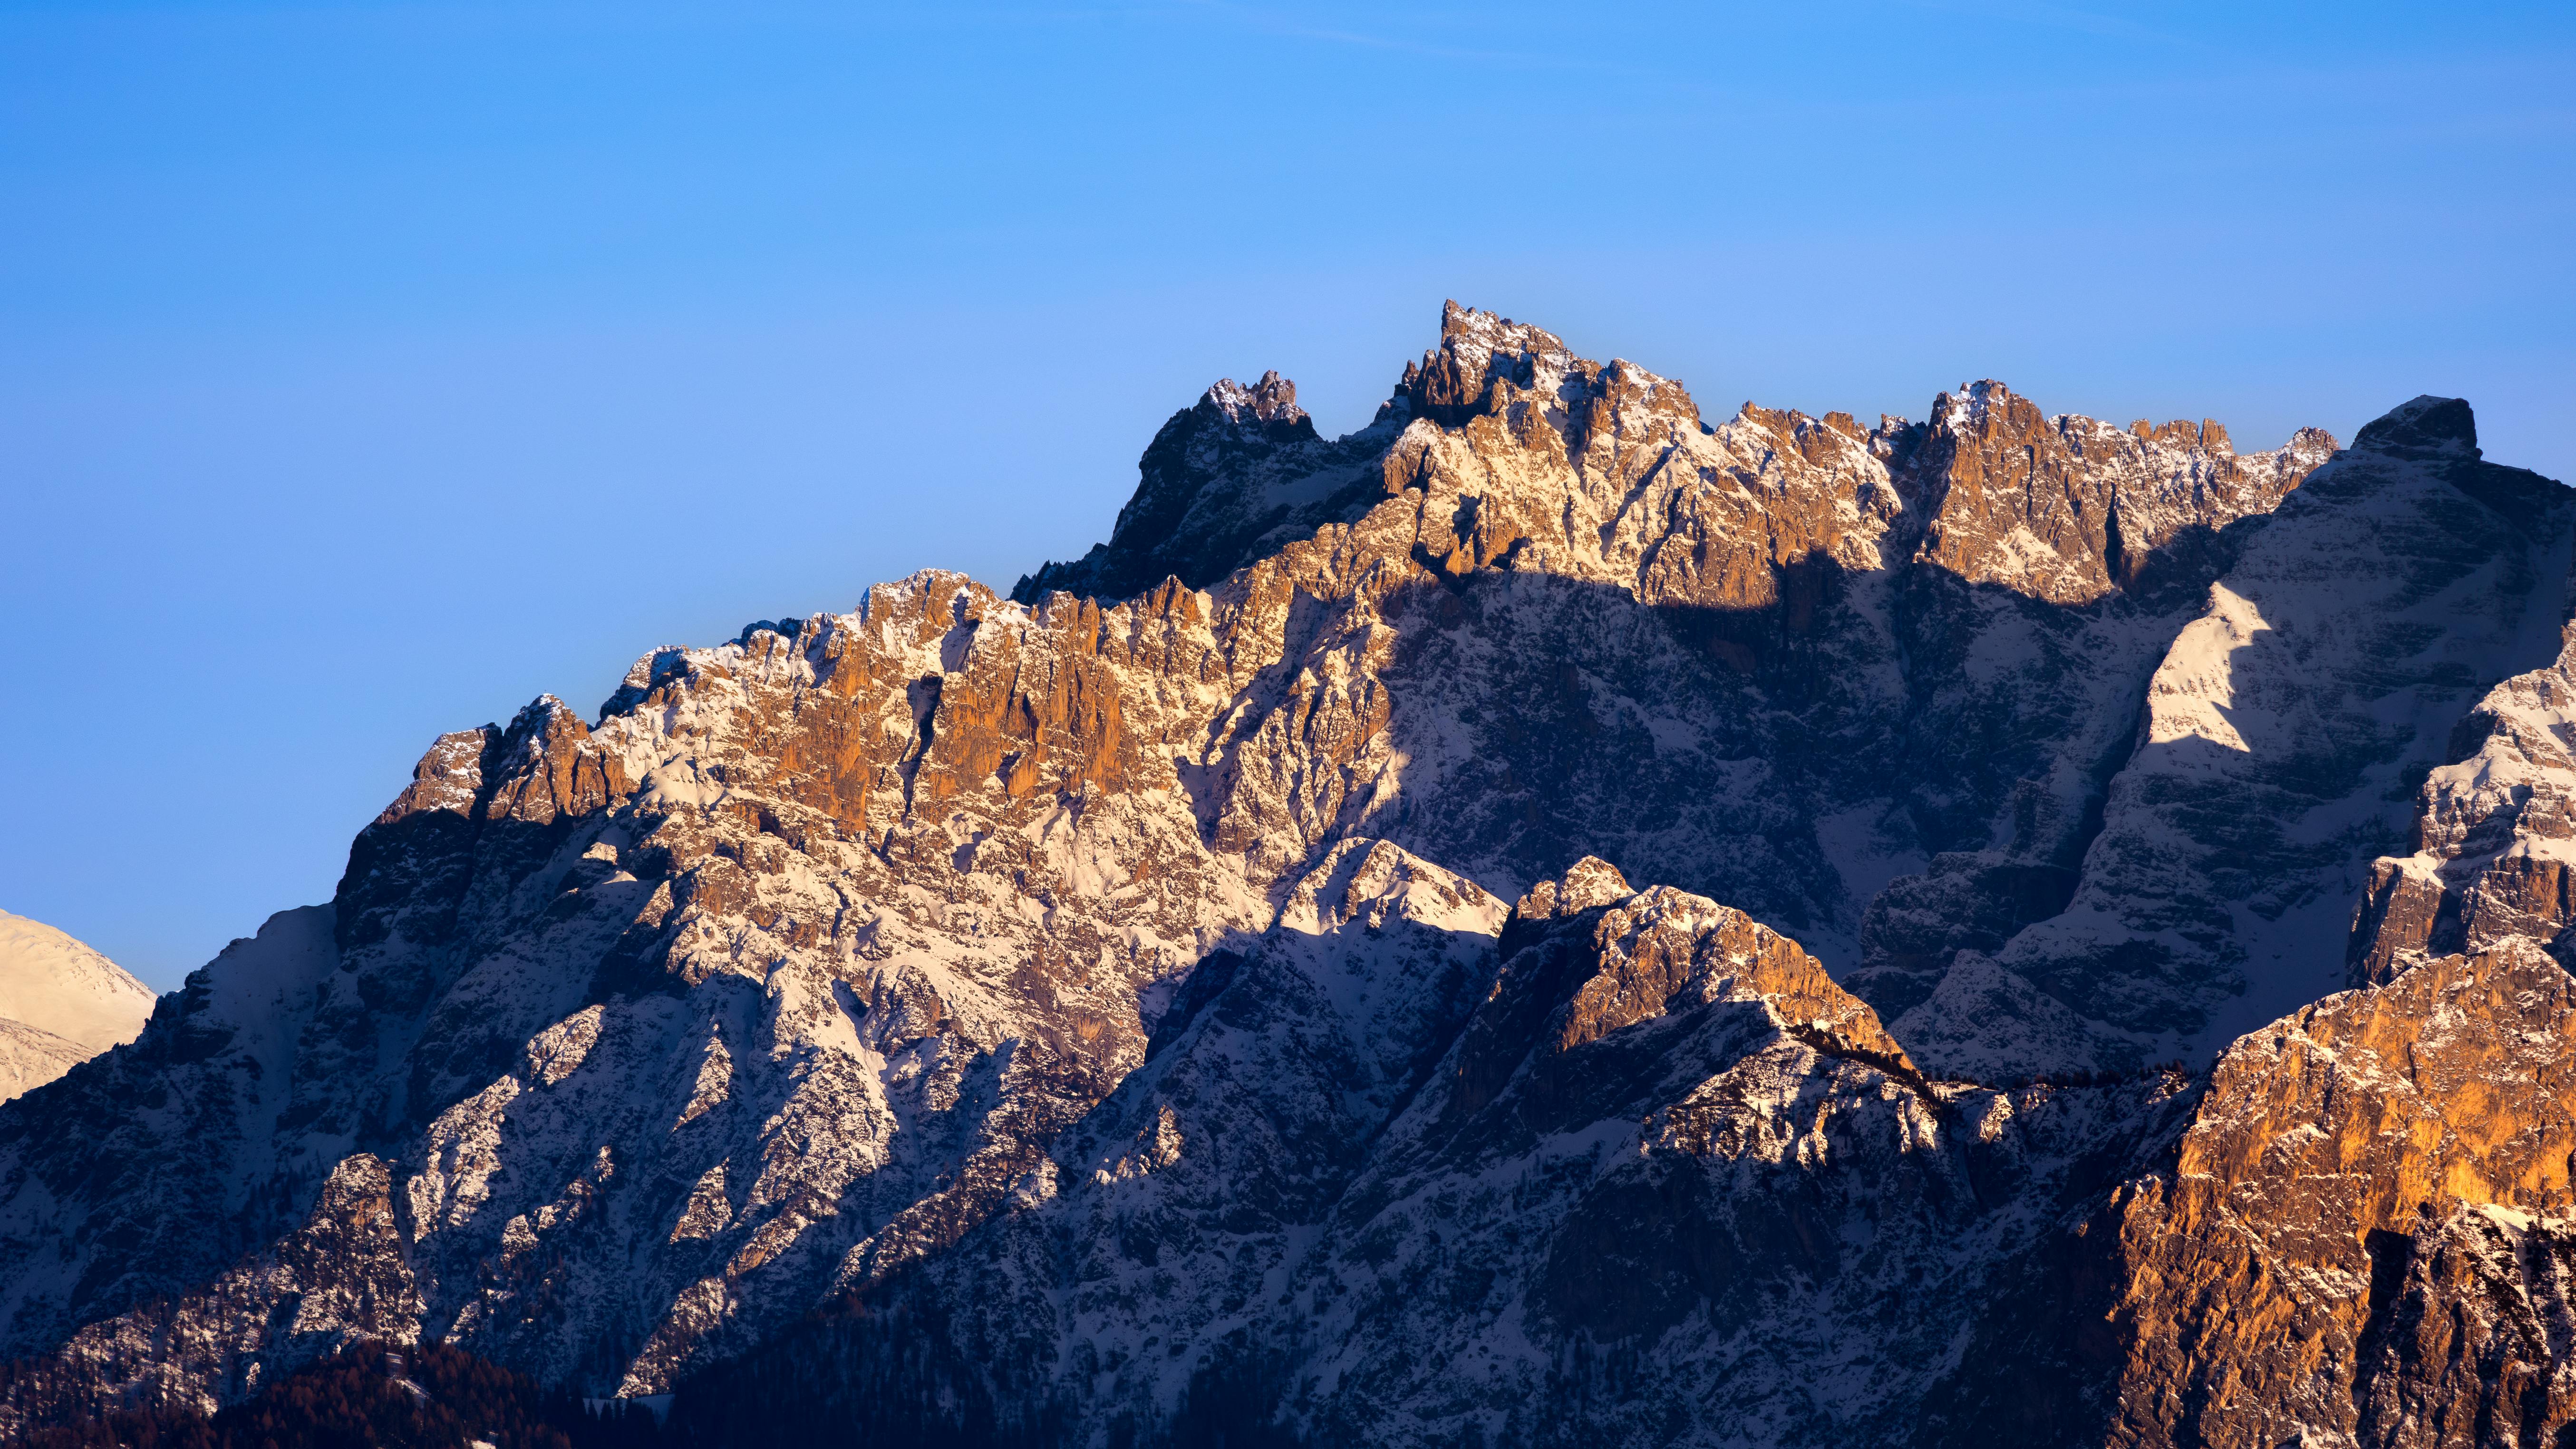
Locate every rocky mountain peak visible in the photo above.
<box><xmin>1204</xmin><ymin>369</ymin><xmax>1304</xmax><ymax>426</ymax></box>
<box><xmin>1509</xmin><ymin>855</ymin><xmax>1633</xmax><ymax>922</ymax></box>
<box><xmin>1396</xmin><ymin>300</ymin><xmax>1586</xmax><ymax>427</ymax></box>
<box><xmin>2354</xmin><ymin>392</ymin><xmax>2480</xmax><ymax>460</ymax></box>
<box><xmin>1018</xmin><ymin>302</ymin><xmax>2340</xmax><ymax>623</ymax></box>
<box><xmin>1009</xmin><ymin>362</ymin><xmax>1356</xmax><ymax>603</ymax></box>
<box><xmin>1904</xmin><ymin>378</ymin><xmax>2328</xmax><ymax>604</ymax></box>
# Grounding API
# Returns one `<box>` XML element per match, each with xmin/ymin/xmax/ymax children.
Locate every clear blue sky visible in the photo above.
<box><xmin>4</xmin><ymin>1</ymin><xmax>2570</xmax><ymax>989</ymax></box>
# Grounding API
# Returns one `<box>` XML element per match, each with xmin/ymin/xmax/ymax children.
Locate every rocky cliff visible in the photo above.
<box><xmin>2</xmin><ymin>303</ymin><xmax>2570</xmax><ymax>1448</ymax></box>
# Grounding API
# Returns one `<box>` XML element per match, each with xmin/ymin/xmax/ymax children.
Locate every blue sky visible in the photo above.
<box><xmin>4</xmin><ymin>1</ymin><xmax>2570</xmax><ymax>989</ymax></box>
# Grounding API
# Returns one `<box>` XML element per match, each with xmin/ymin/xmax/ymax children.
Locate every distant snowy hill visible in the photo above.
<box><xmin>0</xmin><ymin>910</ymin><xmax>157</xmax><ymax>1100</ymax></box>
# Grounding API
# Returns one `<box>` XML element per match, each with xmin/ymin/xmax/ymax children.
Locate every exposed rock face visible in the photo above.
<box><xmin>2</xmin><ymin>303</ymin><xmax>2573</xmax><ymax>1448</ymax></box>
<box><xmin>0</xmin><ymin>580</ymin><xmax>1265</xmax><ymax>1406</ymax></box>
<box><xmin>675</xmin><ymin>860</ymin><xmax>2194</xmax><ymax>1447</ymax></box>
<box><xmin>0</xmin><ymin>910</ymin><xmax>156</xmax><ymax>1101</ymax></box>
<box><xmin>1901</xmin><ymin>389</ymin><xmax>2576</xmax><ymax>1079</ymax></box>
<box><xmin>1016</xmin><ymin>369</ymin><xmax>1403</xmax><ymax>604</ymax></box>
<box><xmin>1907</xmin><ymin>384</ymin><xmax>2324</xmax><ymax>608</ymax></box>
<box><xmin>2101</xmin><ymin>940</ymin><xmax>2576</xmax><ymax>1448</ymax></box>
<box><xmin>1026</xmin><ymin>300</ymin><xmax>2388</xmax><ymax>1076</ymax></box>
<box><xmin>2352</xmin><ymin>618</ymin><xmax>2576</xmax><ymax>986</ymax></box>
<box><xmin>2352</xmin><ymin>1206</ymin><xmax>2576</xmax><ymax>1448</ymax></box>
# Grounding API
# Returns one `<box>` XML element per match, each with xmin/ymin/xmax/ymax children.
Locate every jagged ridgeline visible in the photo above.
<box><xmin>5</xmin><ymin>303</ymin><xmax>2574</xmax><ymax>1449</ymax></box>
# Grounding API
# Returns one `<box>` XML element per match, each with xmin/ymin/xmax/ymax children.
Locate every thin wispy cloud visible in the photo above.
<box><xmin>1890</xmin><ymin>0</ymin><xmax>2199</xmax><ymax>47</ymax></box>
<box><xmin>1175</xmin><ymin>0</ymin><xmax>1635</xmax><ymax>74</ymax></box>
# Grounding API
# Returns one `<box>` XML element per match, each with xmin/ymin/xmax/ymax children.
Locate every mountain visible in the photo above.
<box><xmin>0</xmin><ymin>910</ymin><xmax>157</xmax><ymax>1101</ymax></box>
<box><xmin>6</xmin><ymin>1338</ymin><xmax>660</xmax><ymax>1449</ymax></box>
<box><xmin>3</xmin><ymin>302</ymin><xmax>2572</xmax><ymax>1448</ymax></box>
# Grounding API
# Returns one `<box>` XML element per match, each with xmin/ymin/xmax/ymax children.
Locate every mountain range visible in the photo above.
<box><xmin>5</xmin><ymin>302</ymin><xmax>2573</xmax><ymax>1448</ymax></box>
